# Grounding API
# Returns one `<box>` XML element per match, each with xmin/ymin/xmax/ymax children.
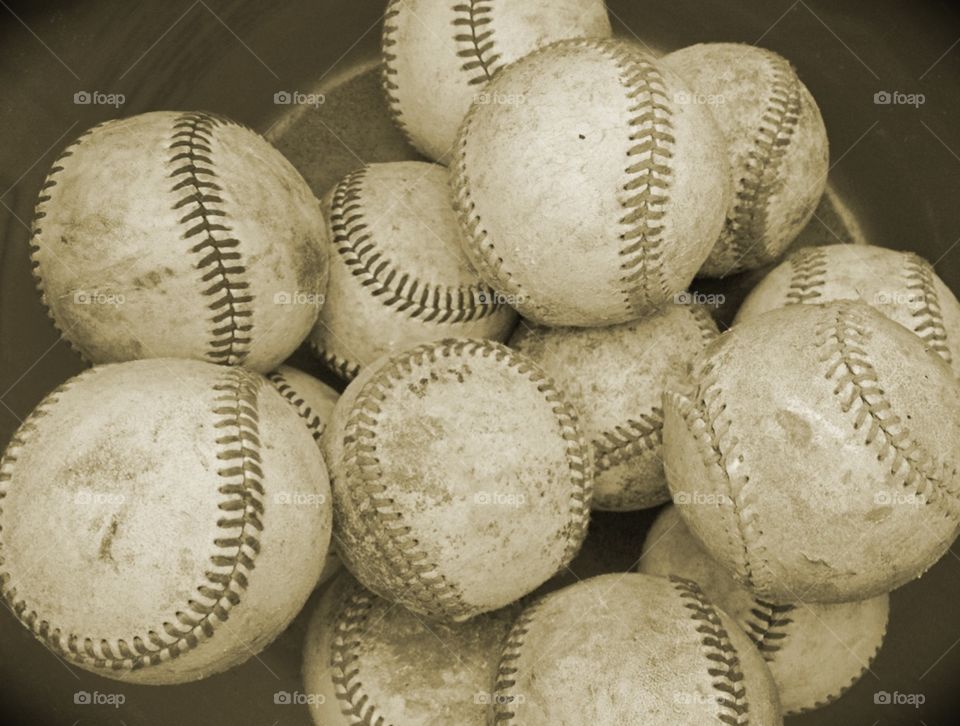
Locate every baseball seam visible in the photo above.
<box><xmin>668</xmin><ymin>361</ymin><xmax>763</xmax><ymax>587</ymax></box>
<box><xmin>267</xmin><ymin>370</ymin><xmax>325</xmax><ymax>442</ymax></box>
<box><xmin>380</xmin><ymin>0</ymin><xmax>419</xmax><ymax>150</ymax></box>
<box><xmin>453</xmin><ymin>0</ymin><xmax>503</xmax><ymax>85</ymax></box>
<box><xmin>593</xmin><ymin>409</ymin><xmax>662</xmax><ymax>475</ymax></box>
<box><xmin>601</xmin><ymin>40</ymin><xmax>674</xmax><ymax>315</ymax></box>
<box><xmin>0</xmin><ymin>367</ymin><xmax>265</xmax><ymax>672</ymax></box>
<box><xmin>310</xmin><ymin>341</ymin><xmax>362</xmax><ymax>382</ymax></box>
<box><xmin>784</xmin><ymin>246</ymin><xmax>828</xmax><ymax>305</ymax></box>
<box><xmin>743</xmin><ymin>599</ymin><xmax>795</xmax><ymax>656</ymax></box>
<box><xmin>29</xmin><ymin>121</ymin><xmax>113</xmax><ymax>363</ymax></box>
<box><xmin>170</xmin><ymin>112</ymin><xmax>253</xmax><ymax>366</ymax></box>
<box><xmin>817</xmin><ymin>305</ymin><xmax>960</xmax><ymax>520</ymax></box>
<box><xmin>690</xmin><ymin>304</ymin><xmax>722</xmax><ymax>342</ymax></box>
<box><xmin>339</xmin><ymin>338</ymin><xmax>591</xmax><ymax>620</ymax></box>
<box><xmin>904</xmin><ymin>253</ymin><xmax>952</xmax><ymax>364</ymax></box>
<box><xmin>329</xmin><ymin>167</ymin><xmax>503</xmax><ymax>323</ymax></box>
<box><xmin>491</xmin><ymin>596</ymin><xmax>545</xmax><ymax>724</ymax></box>
<box><xmin>329</xmin><ymin>585</ymin><xmax>384</xmax><ymax>725</ymax></box>
<box><xmin>673</xmin><ymin>576</ymin><xmax>751</xmax><ymax>726</ymax></box>
<box><xmin>727</xmin><ymin>57</ymin><xmax>802</xmax><ymax>269</ymax></box>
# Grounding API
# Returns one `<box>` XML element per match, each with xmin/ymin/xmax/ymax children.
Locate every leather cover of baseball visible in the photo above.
<box><xmin>308</xmin><ymin>161</ymin><xmax>516</xmax><ymax>381</ymax></box>
<box><xmin>663</xmin><ymin>43</ymin><xmax>829</xmax><ymax>278</ymax></box>
<box><xmin>640</xmin><ymin>505</ymin><xmax>889</xmax><ymax>714</ymax></box>
<box><xmin>453</xmin><ymin>37</ymin><xmax>731</xmax><ymax>327</ymax></box>
<box><xmin>30</xmin><ymin>111</ymin><xmax>328</xmax><ymax>372</ymax></box>
<box><xmin>0</xmin><ymin>359</ymin><xmax>332</xmax><ymax>684</ymax></box>
<box><xmin>321</xmin><ymin>337</ymin><xmax>592</xmax><ymax>622</ymax></box>
<box><xmin>664</xmin><ymin>300</ymin><xmax>960</xmax><ymax>603</ymax></box>
<box><xmin>736</xmin><ymin>245</ymin><xmax>960</xmax><ymax>376</ymax></box>
<box><xmin>510</xmin><ymin>304</ymin><xmax>718</xmax><ymax>510</ymax></box>
<box><xmin>303</xmin><ymin>573</ymin><xmax>517</xmax><ymax>725</ymax></box>
<box><xmin>381</xmin><ymin>0</ymin><xmax>612</xmax><ymax>161</ymax></box>
<box><xmin>490</xmin><ymin>572</ymin><xmax>783</xmax><ymax>725</ymax></box>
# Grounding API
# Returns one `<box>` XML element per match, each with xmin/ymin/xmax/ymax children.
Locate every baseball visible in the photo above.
<box><xmin>510</xmin><ymin>304</ymin><xmax>719</xmax><ymax>510</ymax></box>
<box><xmin>321</xmin><ymin>337</ymin><xmax>592</xmax><ymax>621</ymax></box>
<box><xmin>640</xmin><ymin>506</ymin><xmax>890</xmax><ymax>714</ymax></box>
<box><xmin>382</xmin><ymin>0</ymin><xmax>612</xmax><ymax>161</ymax></box>
<box><xmin>267</xmin><ymin>364</ymin><xmax>342</xmax><ymax>586</ymax></box>
<box><xmin>0</xmin><ymin>359</ymin><xmax>332</xmax><ymax>684</ymax></box>
<box><xmin>735</xmin><ymin>245</ymin><xmax>960</xmax><ymax>375</ymax></box>
<box><xmin>664</xmin><ymin>301</ymin><xmax>960</xmax><ymax>602</ymax></box>
<box><xmin>308</xmin><ymin>161</ymin><xmax>516</xmax><ymax>381</ymax></box>
<box><xmin>30</xmin><ymin>111</ymin><xmax>328</xmax><ymax>372</ymax></box>
<box><xmin>663</xmin><ymin>43</ymin><xmax>829</xmax><ymax>278</ymax></box>
<box><xmin>303</xmin><ymin>573</ymin><xmax>518</xmax><ymax>725</ymax></box>
<box><xmin>490</xmin><ymin>573</ymin><xmax>782</xmax><ymax>724</ymax></box>
<box><xmin>452</xmin><ymin>37</ymin><xmax>731</xmax><ymax>327</ymax></box>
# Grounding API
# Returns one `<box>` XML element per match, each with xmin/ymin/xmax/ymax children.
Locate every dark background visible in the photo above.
<box><xmin>1</xmin><ymin>1</ymin><xmax>960</xmax><ymax>724</ymax></box>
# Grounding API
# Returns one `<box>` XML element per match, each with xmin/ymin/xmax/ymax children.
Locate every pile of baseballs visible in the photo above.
<box><xmin>3</xmin><ymin>1</ymin><xmax>959</xmax><ymax>724</ymax></box>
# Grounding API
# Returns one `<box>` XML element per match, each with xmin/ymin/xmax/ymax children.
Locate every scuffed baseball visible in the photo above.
<box><xmin>664</xmin><ymin>301</ymin><xmax>960</xmax><ymax>602</ymax></box>
<box><xmin>382</xmin><ymin>0</ymin><xmax>612</xmax><ymax>161</ymax></box>
<box><xmin>303</xmin><ymin>573</ymin><xmax>518</xmax><ymax>725</ymax></box>
<box><xmin>510</xmin><ymin>304</ymin><xmax>719</xmax><ymax>510</ymax></box>
<box><xmin>490</xmin><ymin>573</ymin><xmax>782</xmax><ymax>725</ymax></box>
<box><xmin>267</xmin><ymin>364</ymin><xmax>341</xmax><ymax>586</ymax></box>
<box><xmin>308</xmin><ymin>161</ymin><xmax>516</xmax><ymax>381</ymax></box>
<box><xmin>30</xmin><ymin>111</ymin><xmax>328</xmax><ymax>372</ymax></box>
<box><xmin>321</xmin><ymin>337</ymin><xmax>592</xmax><ymax>621</ymax></box>
<box><xmin>0</xmin><ymin>359</ymin><xmax>332</xmax><ymax>684</ymax></box>
<box><xmin>640</xmin><ymin>506</ymin><xmax>889</xmax><ymax>714</ymax></box>
<box><xmin>663</xmin><ymin>43</ymin><xmax>829</xmax><ymax>277</ymax></box>
<box><xmin>735</xmin><ymin>245</ymin><xmax>960</xmax><ymax>375</ymax></box>
<box><xmin>453</xmin><ymin>37</ymin><xmax>731</xmax><ymax>327</ymax></box>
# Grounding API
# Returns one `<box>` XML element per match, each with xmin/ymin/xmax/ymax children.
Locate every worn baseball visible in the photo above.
<box><xmin>664</xmin><ymin>301</ymin><xmax>960</xmax><ymax>602</ymax></box>
<box><xmin>308</xmin><ymin>161</ymin><xmax>516</xmax><ymax>381</ymax></box>
<box><xmin>640</xmin><ymin>506</ymin><xmax>889</xmax><ymax>714</ymax></box>
<box><xmin>267</xmin><ymin>364</ymin><xmax>341</xmax><ymax>585</ymax></box>
<box><xmin>453</xmin><ymin>37</ymin><xmax>731</xmax><ymax>327</ymax></box>
<box><xmin>303</xmin><ymin>573</ymin><xmax>518</xmax><ymax>725</ymax></box>
<box><xmin>736</xmin><ymin>245</ymin><xmax>960</xmax><ymax>375</ymax></box>
<box><xmin>382</xmin><ymin>0</ymin><xmax>612</xmax><ymax>161</ymax></box>
<box><xmin>30</xmin><ymin>111</ymin><xmax>328</xmax><ymax>372</ymax></box>
<box><xmin>321</xmin><ymin>337</ymin><xmax>592</xmax><ymax>621</ymax></box>
<box><xmin>663</xmin><ymin>43</ymin><xmax>829</xmax><ymax>277</ymax></box>
<box><xmin>0</xmin><ymin>359</ymin><xmax>332</xmax><ymax>684</ymax></box>
<box><xmin>510</xmin><ymin>304</ymin><xmax>719</xmax><ymax>510</ymax></box>
<box><xmin>490</xmin><ymin>573</ymin><xmax>782</xmax><ymax>724</ymax></box>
